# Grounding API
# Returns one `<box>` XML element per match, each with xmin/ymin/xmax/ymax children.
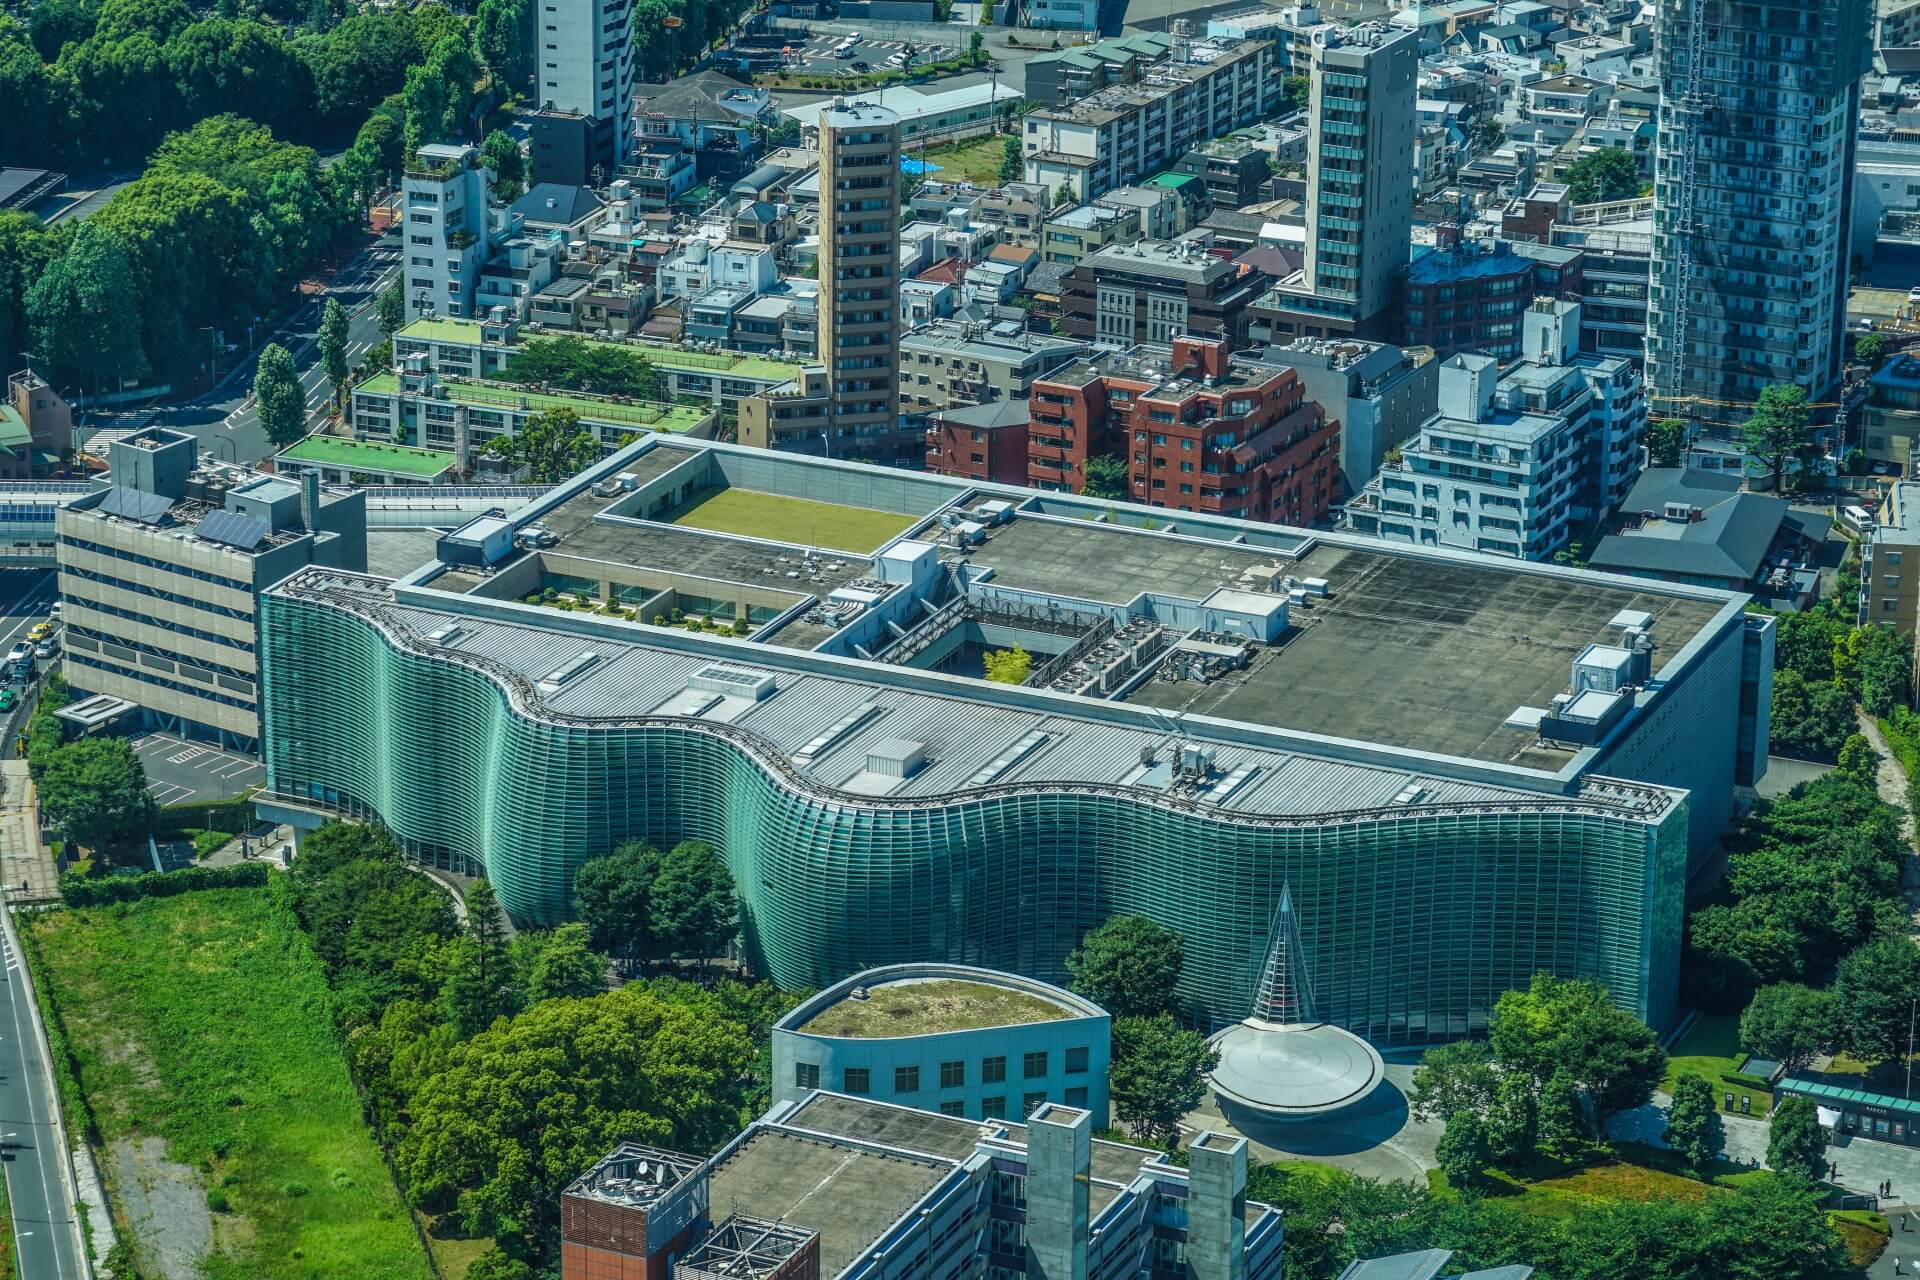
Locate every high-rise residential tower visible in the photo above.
<box><xmin>1647</xmin><ymin>0</ymin><xmax>1870</xmax><ymax>416</ymax></box>
<box><xmin>530</xmin><ymin>0</ymin><xmax>636</xmax><ymax>186</ymax></box>
<box><xmin>817</xmin><ymin>101</ymin><xmax>902</xmax><ymax>453</ymax></box>
<box><xmin>1253</xmin><ymin>23</ymin><xmax>1417</xmax><ymax>343</ymax></box>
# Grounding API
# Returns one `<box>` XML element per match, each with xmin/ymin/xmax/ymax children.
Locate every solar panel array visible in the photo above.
<box><xmin>196</xmin><ymin>510</ymin><xmax>270</xmax><ymax>551</ymax></box>
<box><xmin>97</xmin><ymin>486</ymin><xmax>174</xmax><ymax>524</ymax></box>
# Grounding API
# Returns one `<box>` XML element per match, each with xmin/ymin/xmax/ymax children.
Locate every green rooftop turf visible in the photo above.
<box><xmin>356</xmin><ymin>373</ymin><xmax>710</xmax><ymax>432</ymax></box>
<box><xmin>802</xmin><ymin>979</ymin><xmax>1072</xmax><ymax>1038</ymax></box>
<box><xmin>279</xmin><ymin>435</ymin><xmax>451</xmax><ymax>479</ymax></box>
<box><xmin>666</xmin><ymin>487</ymin><xmax>917</xmax><ymax>553</ymax></box>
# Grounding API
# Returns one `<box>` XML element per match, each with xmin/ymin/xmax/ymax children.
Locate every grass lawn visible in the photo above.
<box><xmin>0</xmin><ymin>1156</ymin><xmax>15</xmax><ymax>1280</ymax></box>
<box><xmin>1661</xmin><ymin>1013</ymin><xmax>1771</xmax><ymax>1105</ymax></box>
<box><xmin>1831</xmin><ymin>1211</ymin><xmax>1891</xmax><ymax>1268</ymax></box>
<box><xmin>915</xmin><ymin>134</ymin><xmax>1015</xmax><ymax>186</ymax></box>
<box><xmin>26</xmin><ymin>887</ymin><xmax>434</xmax><ymax>1280</ymax></box>
<box><xmin>667</xmin><ymin>486</ymin><xmax>918</xmax><ymax>553</ymax></box>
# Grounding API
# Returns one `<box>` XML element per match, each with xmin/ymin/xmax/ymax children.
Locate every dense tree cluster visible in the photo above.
<box><xmin>281</xmin><ymin>821</ymin><xmax>787</xmax><ymax>1266</ymax></box>
<box><xmin>1765</xmin><ymin>586</ymin><xmax>1910</xmax><ymax>757</ymax></box>
<box><xmin>26</xmin><ymin>674</ymin><xmax>156</xmax><ymax>853</ymax></box>
<box><xmin>1561</xmin><ymin>147</ymin><xmax>1640</xmax><ymax>204</ymax></box>
<box><xmin>503</xmin><ymin>336</ymin><xmax>668</xmax><ymax>399</ymax></box>
<box><xmin>1253</xmin><ymin>1159</ymin><xmax>1846</xmax><ymax>1280</ymax></box>
<box><xmin>1412</xmin><ymin>975</ymin><xmax>1666</xmax><ymax>1189</ymax></box>
<box><xmin>1681</xmin><ymin>770</ymin><xmax>1907</xmax><ymax>1013</ymax></box>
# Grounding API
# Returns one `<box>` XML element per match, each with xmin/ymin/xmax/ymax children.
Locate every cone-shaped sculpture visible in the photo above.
<box><xmin>1250</xmin><ymin>884</ymin><xmax>1316</xmax><ymax>1026</ymax></box>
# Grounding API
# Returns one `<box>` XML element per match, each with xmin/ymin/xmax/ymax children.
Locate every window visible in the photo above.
<box><xmin>895</xmin><ymin>1065</ymin><xmax>920</xmax><ymax>1093</ymax></box>
<box><xmin>1023</xmin><ymin>1051</ymin><xmax>1048</xmax><ymax>1079</ymax></box>
<box><xmin>795</xmin><ymin>1062</ymin><xmax>820</xmax><ymax>1091</ymax></box>
<box><xmin>1887</xmin><ymin>599</ymin><xmax>1901</xmax><ymax>614</ymax></box>
<box><xmin>981</xmin><ymin>1095</ymin><xmax>1007</xmax><ymax>1118</ymax></box>
<box><xmin>1065</xmin><ymin>1086</ymin><xmax>1088</xmax><ymax>1107</ymax></box>
<box><xmin>1891</xmin><ymin>552</ymin><xmax>1905</xmax><ymax>566</ymax></box>
<box><xmin>1065</xmin><ymin>1046</ymin><xmax>1089</xmax><ymax>1074</ymax></box>
<box><xmin>1024</xmin><ymin>1092</ymin><xmax>1048</xmax><ymax>1116</ymax></box>
<box><xmin>940</xmin><ymin>1060</ymin><xmax>965</xmax><ymax>1088</ymax></box>
<box><xmin>982</xmin><ymin>1055</ymin><xmax>1007</xmax><ymax>1083</ymax></box>
<box><xmin>844</xmin><ymin>1067</ymin><xmax>870</xmax><ymax>1094</ymax></box>
<box><xmin>939</xmin><ymin>1099</ymin><xmax>967</xmax><ymax>1116</ymax></box>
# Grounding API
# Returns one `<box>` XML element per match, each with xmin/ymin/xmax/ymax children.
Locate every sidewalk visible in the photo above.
<box><xmin>0</xmin><ymin>761</ymin><xmax>61</xmax><ymax>903</ymax></box>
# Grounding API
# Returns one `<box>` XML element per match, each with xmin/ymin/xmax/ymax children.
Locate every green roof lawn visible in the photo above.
<box><xmin>802</xmin><ymin>979</ymin><xmax>1072</xmax><ymax>1038</ymax></box>
<box><xmin>667</xmin><ymin>487</ymin><xmax>917</xmax><ymax>553</ymax></box>
<box><xmin>357</xmin><ymin>373</ymin><xmax>710</xmax><ymax>432</ymax></box>
<box><xmin>396</xmin><ymin>319</ymin><xmax>803</xmax><ymax>383</ymax></box>
<box><xmin>280</xmin><ymin>435</ymin><xmax>451</xmax><ymax>478</ymax></box>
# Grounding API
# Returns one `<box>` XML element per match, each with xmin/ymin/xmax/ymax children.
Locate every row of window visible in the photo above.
<box><xmin>795</xmin><ymin>1045</ymin><xmax>1089</xmax><ymax>1096</ymax></box>
<box><xmin>61</xmin><ymin>533</ymin><xmax>253</xmax><ymax>594</ymax></box>
<box><xmin>61</xmin><ymin>564</ymin><xmax>254</xmax><ymax>624</ymax></box>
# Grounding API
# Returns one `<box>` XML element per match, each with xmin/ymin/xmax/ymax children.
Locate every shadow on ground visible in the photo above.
<box><xmin>1215</xmin><ymin>1078</ymin><xmax>1413</xmax><ymax>1158</ymax></box>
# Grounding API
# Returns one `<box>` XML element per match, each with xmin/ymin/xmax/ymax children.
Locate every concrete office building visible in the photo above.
<box><xmin>402</xmin><ymin>144</ymin><xmax>494</xmax><ymax>322</ymax></box>
<box><xmin>1255</xmin><ymin>24</ymin><xmax>1417</xmax><ymax>343</ymax></box>
<box><xmin>818</xmin><ymin>102</ymin><xmax>903</xmax><ymax>452</ymax></box>
<box><xmin>57</xmin><ymin>428</ymin><xmax>366</xmax><ymax>751</ymax></box>
<box><xmin>1061</xmin><ymin>240</ymin><xmax>1266</xmax><ymax>348</ymax></box>
<box><xmin>1240</xmin><ymin>339</ymin><xmax>1436</xmax><ymax>496</ymax></box>
<box><xmin>1647</xmin><ymin>0</ymin><xmax>1869</xmax><ymax>414</ymax></box>
<box><xmin>770</xmin><ymin>965</ymin><xmax>1110</xmax><ymax>1124</ymax></box>
<box><xmin>560</xmin><ymin>1095</ymin><xmax>1279</xmax><ymax>1280</ymax></box>
<box><xmin>260</xmin><ymin>435</ymin><xmax>1770</xmax><ymax>1040</ymax></box>
<box><xmin>531</xmin><ymin>0</ymin><xmax>636</xmax><ymax>184</ymax></box>
<box><xmin>899</xmin><ymin>321</ymin><xmax>1087</xmax><ymax>417</ymax></box>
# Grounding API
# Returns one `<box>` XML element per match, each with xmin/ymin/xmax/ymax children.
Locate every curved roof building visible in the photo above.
<box><xmin>251</xmin><ymin>435</ymin><xmax>1775</xmax><ymax>1041</ymax></box>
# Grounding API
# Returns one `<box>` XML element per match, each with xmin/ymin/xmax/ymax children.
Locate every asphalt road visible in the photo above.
<box><xmin>138</xmin><ymin>229</ymin><xmax>402</xmax><ymax>466</ymax></box>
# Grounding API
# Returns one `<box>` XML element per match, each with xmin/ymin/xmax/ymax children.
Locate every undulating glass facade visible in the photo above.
<box><xmin>261</xmin><ymin>591</ymin><xmax>1689</xmax><ymax>1039</ymax></box>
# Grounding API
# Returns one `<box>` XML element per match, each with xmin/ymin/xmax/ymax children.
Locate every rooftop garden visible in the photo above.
<box><xmin>802</xmin><ymin>979</ymin><xmax>1072</xmax><ymax>1038</ymax></box>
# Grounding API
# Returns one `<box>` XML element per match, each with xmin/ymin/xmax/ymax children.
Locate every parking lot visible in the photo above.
<box><xmin>132</xmin><ymin>733</ymin><xmax>265</xmax><ymax>807</ymax></box>
<box><xmin>779</xmin><ymin>32</ymin><xmax>960</xmax><ymax>77</ymax></box>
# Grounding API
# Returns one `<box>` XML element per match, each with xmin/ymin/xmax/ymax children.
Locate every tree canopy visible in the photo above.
<box><xmin>1108</xmin><ymin>1012</ymin><xmax>1216</xmax><ymax>1146</ymax></box>
<box><xmin>648</xmin><ymin>840</ymin><xmax>737</xmax><ymax>963</ymax></box>
<box><xmin>1740</xmin><ymin>384</ymin><xmax>1811</xmax><ymax>489</ymax></box>
<box><xmin>36</xmin><ymin>736</ymin><xmax>156</xmax><ymax>851</ymax></box>
<box><xmin>481</xmin><ymin>406</ymin><xmax>599</xmax><ymax>483</ymax></box>
<box><xmin>1489</xmin><ymin>974</ymin><xmax>1664</xmax><ymax>1126</ymax></box>
<box><xmin>1064</xmin><ymin>914</ymin><xmax>1184</xmax><ymax>1017</ymax></box>
<box><xmin>503</xmin><ymin>336</ymin><xmax>666</xmax><ymax>399</ymax></box>
<box><xmin>1563</xmin><ymin>147</ymin><xmax>1640</xmax><ymax>203</ymax></box>
<box><xmin>573</xmin><ymin>840</ymin><xmax>661</xmax><ymax>958</ymax></box>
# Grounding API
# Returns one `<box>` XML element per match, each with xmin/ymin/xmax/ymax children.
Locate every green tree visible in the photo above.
<box><xmin>1858</xmin><ymin>624</ymin><xmax>1913</xmax><ymax>716</ymax></box>
<box><xmin>25</xmin><ymin>220</ymin><xmax>147</xmax><ymax>390</ymax></box>
<box><xmin>1536</xmin><ymin>1067</ymin><xmax>1585</xmax><ymax>1159</ymax></box>
<box><xmin>649</xmin><ymin>839</ymin><xmax>736</xmax><ymax>964</ymax></box>
<box><xmin>1563</xmin><ymin>147</ymin><xmax>1640</xmax><ymax>203</ymax></box>
<box><xmin>1767</xmin><ymin>670</ymin><xmax>1855</xmax><ymax>759</ymax></box>
<box><xmin>1647</xmin><ymin>417</ymin><xmax>1685</xmax><ymax>468</ymax></box>
<box><xmin>1835</xmin><ymin>733</ymin><xmax>1880</xmax><ymax>783</ymax></box>
<box><xmin>573</xmin><ymin>840</ymin><xmax>660</xmax><ymax>958</ymax></box>
<box><xmin>481</xmin><ymin>128</ymin><xmax>525</xmax><ymax>202</ymax></box>
<box><xmin>1109</xmin><ymin>1012</ymin><xmax>1217</xmax><ymax>1147</ymax></box>
<box><xmin>318</xmin><ymin>296</ymin><xmax>349</xmax><ymax>407</ymax></box>
<box><xmin>1701</xmin><ymin>1172</ymin><xmax>1850</xmax><ymax>1280</ymax></box>
<box><xmin>475</xmin><ymin>0</ymin><xmax>530</xmax><ymax>90</ymax></box>
<box><xmin>982</xmin><ymin>645</ymin><xmax>1032</xmax><ymax>684</ymax></box>
<box><xmin>1407</xmin><ymin>1039</ymin><xmax>1498</xmax><ymax>1125</ymax></box>
<box><xmin>252</xmin><ymin>341</ymin><xmax>304</xmax><ymax>445</ymax></box>
<box><xmin>1064</xmin><ymin>915</ymin><xmax>1184</xmax><ymax>1017</ymax></box>
<box><xmin>503</xmin><ymin>335</ymin><xmax>665</xmax><ymax>397</ymax></box>
<box><xmin>998</xmin><ymin>133</ymin><xmax>1021</xmax><ymax>183</ymax></box>
<box><xmin>1489</xmin><ymin>973</ymin><xmax>1665</xmax><ymax>1128</ymax></box>
<box><xmin>1282</xmin><ymin>74</ymin><xmax>1309</xmax><ymax>112</ymax></box>
<box><xmin>376</xmin><ymin>278</ymin><xmax>407</xmax><ymax>339</ymax></box>
<box><xmin>1738</xmin><ymin>983</ymin><xmax>1840</xmax><ymax>1074</ymax></box>
<box><xmin>298</xmin><ymin>850</ymin><xmax>459</xmax><ymax>1026</ymax></box>
<box><xmin>481</xmin><ymin>406</ymin><xmax>598</xmax><ymax>482</ymax></box>
<box><xmin>1662</xmin><ymin>1072</ymin><xmax>1724</xmax><ymax>1173</ymax></box>
<box><xmin>1080</xmin><ymin>453</ymin><xmax>1128</xmax><ymax>500</ymax></box>
<box><xmin>404</xmin><ymin>33</ymin><xmax>475</xmax><ymax>154</ymax></box>
<box><xmin>464</xmin><ymin>1247</ymin><xmax>536</xmax><ymax>1280</ymax></box>
<box><xmin>399</xmin><ymin>984</ymin><xmax>756</xmax><ymax>1239</ymax></box>
<box><xmin>1486</xmin><ymin>1070</ymin><xmax>1537</xmax><ymax>1167</ymax></box>
<box><xmin>1765</xmin><ymin>1096</ymin><xmax>1827</xmax><ymax>1181</ymax></box>
<box><xmin>1435</xmin><ymin>1109</ymin><xmax>1495</xmax><ymax>1194</ymax></box>
<box><xmin>1857</xmin><ymin>331</ymin><xmax>1890</xmax><ymax>366</ymax></box>
<box><xmin>523</xmin><ymin>923</ymin><xmax>607</xmax><ymax>1003</ymax></box>
<box><xmin>35</xmin><ymin>737</ymin><xmax>156</xmax><ymax>851</ymax></box>
<box><xmin>1741</xmin><ymin>384</ymin><xmax>1811</xmax><ymax>490</ymax></box>
<box><xmin>1834</xmin><ymin>934</ymin><xmax>1920</xmax><ymax>1064</ymax></box>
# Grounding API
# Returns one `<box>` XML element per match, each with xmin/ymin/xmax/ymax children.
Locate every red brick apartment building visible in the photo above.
<box><xmin>1022</xmin><ymin>336</ymin><xmax>1341</xmax><ymax>525</ymax></box>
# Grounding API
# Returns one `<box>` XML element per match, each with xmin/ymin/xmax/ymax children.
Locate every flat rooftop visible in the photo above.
<box><xmin>280</xmin><ymin>435</ymin><xmax>452</xmax><ymax>479</ymax></box>
<box><xmin>357</xmin><ymin>372</ymin><xmax>713</xmax><ymax>433</ymax></box>
<box><xmin>800</xmin><ymin>978</ymin><xmax>1075</xmax><ymax>1038</ymax></box>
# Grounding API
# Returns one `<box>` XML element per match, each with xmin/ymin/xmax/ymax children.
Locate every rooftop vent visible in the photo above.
<box><xmin>538</xmin><ymin>651</ymin><xmax>601</xmax><ymax>695</ymax></box>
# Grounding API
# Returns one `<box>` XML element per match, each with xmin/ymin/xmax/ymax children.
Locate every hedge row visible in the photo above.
<box><xmin>154</xmin><ymin>793</ymin><xmax>258</xmax><ymax>839</ymax></box>
<box><xmin>61</xmin><ymin>861</ymin><xmax>268</xmax><ymax>907</ymax></box>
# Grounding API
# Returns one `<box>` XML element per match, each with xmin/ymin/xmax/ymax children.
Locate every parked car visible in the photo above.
<box><xmin>851</xmin><ymin>59</ymin><xmax>870</xmax><ymax>69</ymax></box>
<box><xmin>34</xmin><ymin>642</ymin><xmax>53</xmax><ymax>660</ymax></box>
<box><xmin>1907</xmin><ymin>284</ymin><xmax>1920</xmax><ymax>302</ymax></box>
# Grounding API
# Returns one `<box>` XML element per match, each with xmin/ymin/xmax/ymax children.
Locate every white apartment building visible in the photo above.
<box><xmin>402</xmin><ymin>144</ymin><xmax>495</xmax><ymax>322</ymax></box>
<box><xmin>1347</xmin><ymin>301</ymin><xmax>1645</xmax><ymax>560</ymax></box>
<box><xmin>538</xmin><ymin>0</ymin><xmax>636</xmax><ymax>172</ymax></box>
<box><xmin>1022</xmin><ymin>37</ymin><xmax>1275</xmax><ymax>202</ymax></box>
